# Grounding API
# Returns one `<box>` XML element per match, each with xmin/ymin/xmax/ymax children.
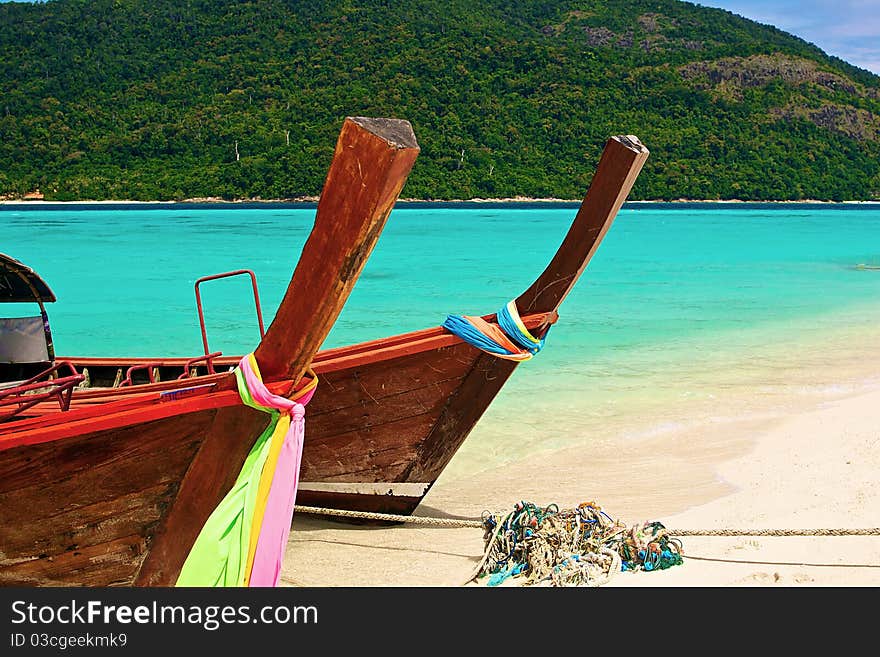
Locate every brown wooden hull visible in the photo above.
<box><xmin>299</xmin><ymin>342</ymin><xmax>511</xmax><ymax>515</ymax></box>
<box><xmin>0</xmin><ymin>115</ymin><xmax>423</xmax><ymax>587</ymax></box>
<box><xmin>0</xmin><ymin>403</ymin><xmax>267</xmax><ymax>586</ymax></box>
<box><xmin>292</xmin><ymin>133</ymin><xmax>653</xmax><ymax>515</ymax></box>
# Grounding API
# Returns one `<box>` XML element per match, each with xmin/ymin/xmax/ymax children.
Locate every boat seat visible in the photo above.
<box><xmin>0</xmin><ymin>315</ymin><xmax>86</xmax><ymax>419</ymax></box>
<box><xmin>0</xmin><ymin>315</ymin><xmax>53</xmax><ymax>385</ymax></box>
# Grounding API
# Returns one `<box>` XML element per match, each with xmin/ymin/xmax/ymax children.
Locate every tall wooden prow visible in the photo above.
<box><xmin>518</xmin><ymin>134</ymin><xmax>650</xmax><ymax>321</ymax></box>
<box><xmin>255</xmin><ymin>117</ymin><xmax>420</xmax><ymax>388</ymax></box>
<box><xmin>135</xmin><ymin>117</ymin><xmax>419</xmax><ymax>585</ymax></box>
<box><xmin>408</xmin><ymin>135</ymin><xmax>649</xmax><ymax>484</ymax></box>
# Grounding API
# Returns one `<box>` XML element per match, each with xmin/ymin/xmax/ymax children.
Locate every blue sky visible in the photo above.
<box><xmin>696</xmin><ymin>1</ymin><xmax>880</xmax><ymax>74</ymax></box>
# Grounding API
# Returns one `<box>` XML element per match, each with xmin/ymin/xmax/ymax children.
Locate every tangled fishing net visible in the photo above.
<box><xmin>475</xmin><ymin>501</ymin><xmax>684</xmax><ymax>587</ymax></box>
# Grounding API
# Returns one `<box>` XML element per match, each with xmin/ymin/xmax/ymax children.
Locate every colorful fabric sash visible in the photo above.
<box><xmin>442</xmin><ymin>300</ymin><xmax>547</xmax><ymax>361</ymax></box>
<box><xmin>176</xmin><ymin>354</ymin><xmax>316</xmax><ymax>587</ymax></box>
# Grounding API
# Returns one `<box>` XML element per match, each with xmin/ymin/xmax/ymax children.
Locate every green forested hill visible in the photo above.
<box><xmin>1</xmin><ymin>0</ymin><xmax>878</xmax><ymax>201</ymax></box>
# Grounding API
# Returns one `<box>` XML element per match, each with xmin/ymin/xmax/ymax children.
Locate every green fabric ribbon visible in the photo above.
<box><xmin>175</xmin><ymin>366</ymin><xmax>280</xmax><ymax>587</ymax></box>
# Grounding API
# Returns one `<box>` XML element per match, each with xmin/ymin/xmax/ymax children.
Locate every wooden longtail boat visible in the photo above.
<box><xmin>0</xmin><ymin>127</ymin><xmax>648</xmax><ymax>586</ymax></box>
<box><xmin>0</xmin><ymin>116</ymin><xmax>420</xmax><ymax>586</ymax></box>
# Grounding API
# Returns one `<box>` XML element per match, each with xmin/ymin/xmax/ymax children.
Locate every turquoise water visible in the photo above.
<box><xmin>3</xmin><ymin>202</ymin><xmax>880</xmax><ymax>466</ymax></box>
<box><xmin>3</xmin><ymin>202</ymin><xmax>879</xmax><ymax>356</ymax></box>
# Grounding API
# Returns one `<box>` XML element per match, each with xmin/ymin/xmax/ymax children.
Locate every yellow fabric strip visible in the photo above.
<box><xmin>243</xmin><ymin>413</ymin><xmax>290</xmax><ymax>584</ymax></box>
<box><xmin>241</xmin><ymin>353</ymin><xmax>318</xmax><ymax>585</ymax></box>
<box><xmin>506</xmin><ymin>300</ymin><xmax>541</xmax><ymax>346</ymax></box>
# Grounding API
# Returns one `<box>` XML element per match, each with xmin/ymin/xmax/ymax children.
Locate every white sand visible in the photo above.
<box><xmin>282</xmin><ymin>377</ymin><xmax>880</xmax><ymax>587</ymax></box>
<box><xmin>608</xmin><ymin>386</ymin><xmax>880</xmax><ymax>587</ymax></box>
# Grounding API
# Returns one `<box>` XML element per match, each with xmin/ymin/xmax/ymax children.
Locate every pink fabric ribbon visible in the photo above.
<box><xmin>240</xmin><ymin>356</ymin><xmax>315</xmax><ymax>587</ymax></box>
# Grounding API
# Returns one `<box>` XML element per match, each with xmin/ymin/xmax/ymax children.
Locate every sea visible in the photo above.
<box><xmin>3</xmin><ymin>202</ymin><xmax>880</xmax><ymax>479</ymax></box>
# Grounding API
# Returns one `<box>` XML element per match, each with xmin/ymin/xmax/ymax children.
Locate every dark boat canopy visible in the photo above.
<box><xmin>0</xmin><ymin>253</ymin><xmax>56</xmax><ymax>303</ymax></box>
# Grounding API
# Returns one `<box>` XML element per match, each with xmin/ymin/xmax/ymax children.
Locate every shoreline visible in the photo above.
<box><xmin>1</xmin><ymin>198</ymin><xmax>879</xmax><ymax>206</ymax></box>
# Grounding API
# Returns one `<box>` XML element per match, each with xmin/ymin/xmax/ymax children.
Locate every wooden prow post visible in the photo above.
<box><xmin>135</xmin><ymin>118</ymin><xmax>419</xmax><ymax>586</ymax></box>
<box><xmin>516</xmin><ymin>135</ymin><xmax>649</xmax><ymax>318</ymax></box>
<box><xmin>254</xmin><ymin>117</ymin><xmax>420</xmax><ymax>384</ymax></box>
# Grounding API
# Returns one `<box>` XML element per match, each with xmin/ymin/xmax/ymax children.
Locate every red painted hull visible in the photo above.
<box><xmin>0</xmin><ymin>315</ymin><xmax>540</xmax><ymax>586</ymax></box>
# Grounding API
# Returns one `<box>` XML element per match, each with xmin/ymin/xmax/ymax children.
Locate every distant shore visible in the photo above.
<box><xmin>1</xmin><ymin>197</ymin><xmax>879</xmax><ymax>206</ymax></box>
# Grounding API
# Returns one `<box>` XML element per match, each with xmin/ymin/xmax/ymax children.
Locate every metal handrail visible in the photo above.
<box><xmin>118</xmin><ymin>362</ymin><xmax>160</xmax><ymax>387</ymax></box>
<box><xmin>0</xmin><ymin>360</ymin><xmax>84</xmax><ymax>419</ymax></box>
<box><xmin>194</xmin><ymin>269</ymin><xmax>266</xmax><ymax>358</ymax></box>
<box><xmin>178</xmin><ymin>351</ymin><xmax>224</xmax><ymax>379</ymax></box>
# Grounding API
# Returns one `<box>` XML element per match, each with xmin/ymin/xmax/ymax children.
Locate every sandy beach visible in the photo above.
<box><xmin>282</xmin><ymin>364</ymin><xmax>880</xmax><ymax>588</ymax></box>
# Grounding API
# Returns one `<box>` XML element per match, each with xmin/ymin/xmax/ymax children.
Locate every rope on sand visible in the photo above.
<box><xmin>468</xmin><ymin>502</ymin><xmax>683</xmax><ymax>586</ymax></box>
<box><xmin>294</xmin><ymin>505</ymin><xmax>483</xmax><ymax>527</ymax></box>
<box><xmin>672</xmin><ymin>528</ymin><xmax>880</xmax><ymax>536</ymax></box>
<box><xmin>293</xmin><ymin>505</ymin><xmax>880</xmax><ymax>536</ymax></box>
<box><xmin>294</xmin><ymin>503</ymin><xmax>880</xmax><ymax>587</ymax></box>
